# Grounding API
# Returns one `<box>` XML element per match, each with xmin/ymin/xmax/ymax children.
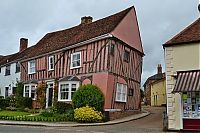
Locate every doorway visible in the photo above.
<box><xmin>46</xmin><ymin>83</ymin><xmax>54</xmax><ymax>108</ymax></box>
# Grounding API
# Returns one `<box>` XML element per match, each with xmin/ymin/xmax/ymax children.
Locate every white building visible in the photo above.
<box><xmin>0</xmin><ymin>38</ymin><xmax>28</xmax><ymax>97</ymax></box>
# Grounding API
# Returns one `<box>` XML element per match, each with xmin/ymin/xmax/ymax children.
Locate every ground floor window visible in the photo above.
<box><xmin>115</xmin><ymin>83</ymin><xmax>127</xmax><ymax>102</ymax></box>
<box><xmin>182</xmin><ymin>92</ymin><xmax>200</xmax><ymax>118</ymax></box>
<box><xmin>24</xmin><ymin>84</ymin><xmax>37</xmax><ymax>100</ymax></box>
<box><xmin>58</xmin><ymin>81</ymin><xmax>79</xmax><ymax>101</ymax></box>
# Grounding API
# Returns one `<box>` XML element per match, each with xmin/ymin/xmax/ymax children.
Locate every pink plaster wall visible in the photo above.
<box><xmin>111</xmin><ymin>7</ymin><xmax>144</xmax><ymax>54</ymax></box>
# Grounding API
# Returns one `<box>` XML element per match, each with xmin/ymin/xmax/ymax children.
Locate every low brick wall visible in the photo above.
<box><xmin>108</xmin><ymin>110</ymin><xmax>141</xmax><ymax>121</ymax></box>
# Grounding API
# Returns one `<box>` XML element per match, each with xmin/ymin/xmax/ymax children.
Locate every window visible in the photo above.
<box><xmin>182</xmin><ymin>92</ymin><xmax>200</xmax><ymax>118</ymax></box>
<box><xmin>12</xmin><ymin>87</ymin><xmax>17</xmax><ymax>95</ymax></box>
<box><xmin>109</xmin><ymin>44</ymin><xmax>115</xmax><ymax>55</ymax></box>
<box><xmin>71</xmin><ymin>52</ymin><xmax>81</xmax><ymax>69</ymax></box>
<box><xmin>0</xmin><ymin>67</ymin><xmax>1</xmax><ymax>73</ymax></box>
<box><xmin>129</xmin><ymin>89</ymin><xmax>134</xmax><ymax>96</ymax></box>
<box><xmin>24</xmin><ymin>86</ymin><xmax>29</xmax><ymax>97</ymax></box>
<box><xmin>24</xmin><ymin>84</ymin><xmax>37</xmax><ymax>100</ymax></box>
<box><xmin>31</xmin><ymin>85</ymin><xmax>36</xmax><ymax>100</ymax></box>
<box><xmin>48</xmin><ymin>56</ymin><xmax>54</xmax><ymax>70</ymax></box>
<box><xmin>5</xmin><ymin>65</ymin><xmax>11</xmax><ymax>76</ymax></box>
<box><xmin>123</xmin><ymin>50</ymin><xmax>130</xmax><ymax>62</ymax></box>
<box><xmin>115</xmin><ymin>83</ymin><xmax>127</xmax><ymax>102</ymax></box>
<box><xmin>28</xmin><ymin>60</ymin><xmax>36</xmax><ymax>74</ymax></box>
<box><xmin>16</xmin><ymin>62</ymin><xmax>20</xmax><ymax>73</ymax></box>
<box><xmin>58</xmin><ymin>81</ymin><xmax>79</xmax><ymax>101</ymax></box>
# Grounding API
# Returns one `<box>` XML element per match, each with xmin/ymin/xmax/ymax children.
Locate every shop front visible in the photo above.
<box><xmin>173</xmin><ymin>70</ymin><xmax>200</xmax><ymax>130</ymax></box>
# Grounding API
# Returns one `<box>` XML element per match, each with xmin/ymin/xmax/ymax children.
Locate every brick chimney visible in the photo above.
<box><xmin>157</xmin><ymin>64</ymin><xmax>162</xmax><ymax>74</ymax></box>
<box><xmin>19</xmin><ymin>38</ymin><xmax>28</xmax><ymax>52</ymax></box>
<box><xmin>81</xmin><ymin>16</ymin><xmax>93</xmax><ymax>24</ymax></box>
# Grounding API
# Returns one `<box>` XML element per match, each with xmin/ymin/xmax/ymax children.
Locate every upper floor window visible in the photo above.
<box><xmin>48</xmin><ymin>56</ymin><xmax>54</xmax><ymax>70</ymax></box>
<box><xmin>109</xmin><ymin>44</ymin><xmax>115</xmax><ymax>55</ymax></box>
<box><xmin>115</xmin><ymin>83</ymin><xmax>127</xmax><ymax>102</ymax></box>
<box><xmin>16</xmin><ymin>62</ymin><xmax>20</xmax><ymax>73</ymax></box>
<box><xmin>28</xmin><ymin>60</ymin><xmax>36</xmax><ymax>74</ymax></box>
<box><xmin>58</xmin><ymin>81</ymin><xmax>79</xmax><ymax>101</ymax></box>
<box><xmin>123</xmin><ymin>50</ymin><xmax>130</xmax><ymax>62</ymax></box>
<box><xmin>5</xmin><ymin>65</ymin><xmax>11</xmax><ymax>76</ymax></box>
<box><xmin>71</xmin><ymin>52</ymin><xmax>81</xmax><ymax>69</ymax></box>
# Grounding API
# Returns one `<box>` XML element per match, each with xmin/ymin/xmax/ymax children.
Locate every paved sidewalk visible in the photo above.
<box><xmin>0</xmin><ymin>110</ymin><xmax>150</xmax><ymax>127</ymax></box>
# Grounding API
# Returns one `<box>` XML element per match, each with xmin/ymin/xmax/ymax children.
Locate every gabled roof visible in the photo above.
<box><xmin>22</xmin><ymin>6</ymin><xmax>138</xmax><ymax>60</ymax></box>
<box><xmin>163</xmin><ymin>18</ymin><xmax>200</xmax><ymax>47</ymax></box>
<box><xmin>143</xmin><ymin>73</ymin><xmax>165</xmax><ymax>87</ymax></box>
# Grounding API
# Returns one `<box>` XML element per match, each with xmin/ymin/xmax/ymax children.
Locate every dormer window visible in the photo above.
<box><xmin>70</xmin><ymin>52</ymin><xmax>81</xmax><ymax>69</ymax></box>
<box><xmin>28</xmin><ymin>60</ymin><xmax>36</xmax><ymax>74</ymax></box>
<box><xmin>48</xmin><ymin>56</ymin><xmax>54</xmax><ymax>70</ymax></box>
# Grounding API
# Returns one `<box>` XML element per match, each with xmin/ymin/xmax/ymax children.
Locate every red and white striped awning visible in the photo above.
<box><xmin>173</xmin><ymin>70</ymin><xmax>200</xmax><ymax>92</ymax></box>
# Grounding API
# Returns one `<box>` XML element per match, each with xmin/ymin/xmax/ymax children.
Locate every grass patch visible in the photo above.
<box><xmin>0</xmin><ymin>111</ymin><xmax>31</xmax><ymax>117</ymax></box>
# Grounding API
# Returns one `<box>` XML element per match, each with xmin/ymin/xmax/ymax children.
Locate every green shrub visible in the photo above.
<box><xmin>0</xmin><ymin>97</ymin><xmax>6</xmax><ymax>109</ymax></box>
<box><xmin>5</xmin><ymin>106</ymin><xmax>17</xmax><ymax>111</ymax></box>
<box><xmin>74</xmin><ymin>106</ymin><xmax>103</xmax><ymax>123</ymax></box>
<box><xmin>5</xmin><ymin>96</ymin><xmax>16</xmax><ymax>107</ymax></box>
<box><xmin>16</xmin><ymin>82</ymin><xmax>24</xmax><ymax>98</ymax></box>
<box><xmin>53</xmin><ymin>102</ymin><xmax>73</xmax><ymax>114</ymax></box>
<box><xmin>72</xmin><ymin>84</ymin><xmax>104</xmax><ymax>111</ymax></box>
<box><xmin>41</xmin><ymin>109</ymin><xmax>54</xmax><ymax>117</ymax></box>
<box><xmin>16</xmin><ymin>97</ymin><xmax>32</xmax><ymax>109</ymax></box>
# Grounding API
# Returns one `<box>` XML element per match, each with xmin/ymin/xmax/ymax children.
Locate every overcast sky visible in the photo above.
<box><xmin>0</xmin><ymin>0</ymin><xmax>199</xmax><ymax>85</ymax></box>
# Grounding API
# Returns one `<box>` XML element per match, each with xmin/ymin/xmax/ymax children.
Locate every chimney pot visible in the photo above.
<box><xmin>157</xmin><ymin>64</ymin><xmax>162</xmax><ymax>74</ymax></box>
<box><xmin>81</xmin><ymin>16</ymin><xmax>93</xmax><ymax>24</ymax></box>
<box><xmin>20</xmin><ymin>38</ymin><xmax>28</xmax><ymax>52</ymax></box>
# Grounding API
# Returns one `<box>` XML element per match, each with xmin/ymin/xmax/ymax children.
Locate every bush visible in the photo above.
<box><xmin>74</xmin><ymin>106</ymin><xmax>103</xmax><ymax>123</ymax></box>
<box><xmin>41</xmin><ymin>110</ymin><xmax>54</xmax><ymax>117</ymax></box>
<box><xmin>5</xmin><ymin>96</ymin><xmax>16</xmax><ymax>107</ymax></box>
<box><xmin>72</xmin><ymin>84</ymin><xmax>104</xmax><ymax>111</ymax></box>
<box><xmin>16</xmin><ymin>97</ymin><xmax>32</xmax><ymax>109</ymax></box>
<box><xmin>16</xmin><ymin>82</ymin><xmax>24</xmax><ymax>97</ymax></box>
<box><xmin>53</xmin><ymin>102</ymin><xmax>73</xmax><ymax>114</ymax></box>
<box><xmin>5</xmin><ymin>106</ymin><xmax>17</xmax><ymax>111</ymax></box>
<box><xmin>0</xmin><ymin>97</ymin><xmax>6</xmax><ymax>109</ymax></box>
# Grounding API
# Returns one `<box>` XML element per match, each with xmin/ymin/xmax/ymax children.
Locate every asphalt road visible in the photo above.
<box><xmin>0</xmin><ymin>107</ymin><xmax>175</xmax><ymax>133</ymax></box>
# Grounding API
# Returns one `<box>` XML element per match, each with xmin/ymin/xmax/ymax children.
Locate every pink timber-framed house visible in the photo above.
<box><xmin>20</xmin><ymin>6</ymin><xmax>144</xmax><ymax>111</ymax></box>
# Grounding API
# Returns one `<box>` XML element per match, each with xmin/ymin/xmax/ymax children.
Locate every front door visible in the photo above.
<box><xmin>46</xmin><ymin>83</ymin><xmax>54</xmax><ymax>108</ymax></box>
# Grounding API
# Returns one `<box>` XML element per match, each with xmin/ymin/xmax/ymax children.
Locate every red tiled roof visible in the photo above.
<box><xmin>23</xmin><ymin>6</ymin><xmax>134</xmax><ymax>59</ymax></box>
<box><xmin>163</xmin><ymin>18</ymin><xmax>200</xmax><ymax>47</ymax></box>
<box><xmin>0</xmin><ymin>6</ymin><xmax>135</xmax><ymax>65</ymax></box>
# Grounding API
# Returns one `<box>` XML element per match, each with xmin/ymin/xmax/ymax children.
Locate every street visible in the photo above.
<box><xmin>0</xmin><ymin>107</ymin><xmax>173</xmax><ymax>133</ymax></box>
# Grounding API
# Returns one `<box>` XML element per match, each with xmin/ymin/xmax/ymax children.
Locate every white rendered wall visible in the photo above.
<box><xmin>0</xmin><ymin>63</ymin><xmax>20</xmax><ymax>97</ymax></box>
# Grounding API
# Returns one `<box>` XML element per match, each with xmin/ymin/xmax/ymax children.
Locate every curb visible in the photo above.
<box><xmin>0</xmin><ymin>111</ymin><xmax>150</xmax><ymax>127</ymax></box>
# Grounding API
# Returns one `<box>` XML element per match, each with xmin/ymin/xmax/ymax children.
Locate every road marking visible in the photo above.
<box><xmin>90</xmin><ymin>131</ymin><xmax>106</xmax><ymax>133</ymax></box>
<box><xmin>58</xmin><ymin>128</ymin><xmax>70</xmax><ymax>131</ymax></box>
<box><xmin>75</xmin><ymin>129</ymin><xmax>85</xmax><ymax>132</ymax></box>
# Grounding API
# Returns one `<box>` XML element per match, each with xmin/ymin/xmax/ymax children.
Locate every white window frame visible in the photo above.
<box><xmin>28</xmin><ymin>60</ymin><xmax>36</xmax><ymax>74</ymax></box>
<box><xmin>23</xmin><ymin>84</ymin><xmax>37</xmax><ymax>100</ymax></box>
<box><xmin>58</xmin><ymin>81</ymin><xmax>80</xmax><ymax>102</ymax></box>
<box><xmin>48</xmin><ymin>55</ymin><xmax>54</xmax><ymax>71</ymax></box>
<box><xmin>70</xmin><ymin>52</ymin><xmax>81</xmax><ymax>69</ymax></box>
<box><xmin>115</xmin><ymin>83</ymin><xmax>127</xmax><ymax>102</ymax></box>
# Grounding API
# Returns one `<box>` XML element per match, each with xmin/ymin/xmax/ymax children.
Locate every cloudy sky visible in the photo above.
<box><xmin>0</xmin><ymin>0</ymin><xmax>199</xmax><ymax>85</ymax></box>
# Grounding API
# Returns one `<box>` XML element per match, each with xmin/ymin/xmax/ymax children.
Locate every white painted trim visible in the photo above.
<box><xmin>46</xmin><ymin>82</ymin><xmax>54</xmax><ymax>109</ymax></box>
<box><xmin>20</xmin><ymin>34</ymin><xmax>113</xmax><ymax>63</ymax></box>
<box><xmin>70</xmin><ymin>52</ymin><xmax>81</xmax><ymax>69</ymax></box>
<box><xmin>28</xmin><ymin>60</ymin><xmax>36</xmax><ymax>74</ymax></box>
<box><xmin>48</xmin><ymin>55</ymin><xmax>55</xmax><ymax>71</ymax></box>
<box><xmin>58</xmin><ymin>81</ymin><xmax>80</xmax><ymax>101</ymax></box>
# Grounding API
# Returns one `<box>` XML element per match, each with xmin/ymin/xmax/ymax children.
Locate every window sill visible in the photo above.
<box><xmin>28</xmin><ymin>72</ymin><xmax>36</xmax><ymax>75</ymax></box>
<box><xmin>70</xmin><ymin>66</ymin><xmax>81</xmax><ymax>69</ymax></box>
<box><xmin>48</xmin><ymin>69</ymin><xmax>54</xmax><ymax>71</ymax></box>
<box><xmin>58</xmin><ymin>99</ymin><xmax>72</xmax><ymax>102</ymax></box>
<box><xmin>115</xmin><ymin>100</ymin><xmax>127</xmax><ymax>103</ymax></box>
